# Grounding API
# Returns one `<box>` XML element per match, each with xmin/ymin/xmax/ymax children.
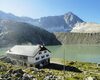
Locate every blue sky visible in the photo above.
<box><xmin>0</xmin><ymin>0</ymin><xmax>100</xmax><ymax>23</ymax></box>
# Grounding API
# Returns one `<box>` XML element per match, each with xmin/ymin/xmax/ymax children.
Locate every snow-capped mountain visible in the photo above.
<box><xmin>30</xmin><ymin>12</ymin><xmax>84</xmax><ymax>32</ymax></box>
<box><xmin>0</xmin><ymin>11</ymin><xmax>84</xmax><ymax>32</ymax></box>
<box><xmin>0</xmin><ymin>11</ymin><xmax>20</xmax><ymax>21</ymax></box>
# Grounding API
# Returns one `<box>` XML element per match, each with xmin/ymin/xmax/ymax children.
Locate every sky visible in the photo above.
<box><xmin>0</xmin><ymin>0</ymin><xmax>100</xmax><ymax>23</ymax></box>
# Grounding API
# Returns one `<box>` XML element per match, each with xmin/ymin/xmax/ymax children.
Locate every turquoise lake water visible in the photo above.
<box><xmin>46</xmin><ymin>45</ymin><xmax>100</xmax><ymax>63</ymax></box>
<box><xmin>0</xmin><ymin>45</ymin><xmax>100</xmax><ymax>63</ymax></box>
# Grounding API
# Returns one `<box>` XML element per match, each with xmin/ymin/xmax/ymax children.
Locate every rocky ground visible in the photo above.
<box><xmin>0</xmin><ymin>56</ymin><xmax>100</xmax><ymax>80</ymax></box>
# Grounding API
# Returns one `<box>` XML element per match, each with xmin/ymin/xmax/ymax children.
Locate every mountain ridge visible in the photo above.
<box><xmin>0</xmin><ymin>19</ymin><xmax>61</xmax><ymax>47</ymax></box>
<box><xmin>0</xmin><ymin>11</ymin><xmax>84</xmax><ymax>32</ymax></box>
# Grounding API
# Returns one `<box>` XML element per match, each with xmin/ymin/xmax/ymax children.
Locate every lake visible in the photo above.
<box><xmin>0</xmin><ymin>45</ymin><xmax>100</xmax><ymax>63</ymax></box>
<box><xmin>0</xmin><ymin>48</ymin><xmax>8</xmax><ymax>56</ymax></box>
<box><xmin>46</xmin><ymin>44</ymin><xmax>100</xmax><ymax>63</ymax></box>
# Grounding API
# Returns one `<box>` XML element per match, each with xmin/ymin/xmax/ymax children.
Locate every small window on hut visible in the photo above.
<box><xmin>39</xmin><ymin>52</ymin><xmax>42</xmax><ymax>55</ymax></box>
<box><xmin>41</xmin><ymin>55</ymin><xmax>45</xmax><ymax>59</ymax></box>
<box><xmin>20</xmin><ymin>56</ymin><xmax>23</xmax><ymax>59</ymax></box>
<box><xmin>35</xmin><ymin>57</ymin><xmax>39</xmax><ymax>60</ymax></box>
<box><xmin>20</xmin><ymin>56</ymin><xmax>27</xmax><ymax>59</ymax></box>
<box><xmin>46</xmin><ymin>54</ymin><xmax>49</xmax><ymax>57</ymax></box>
<box><xmin>23</xmin><ymin>56</ymin><xmax>27</xmax><ymax>59</ymax></box>
<box><xmin>44</xmin><ymin>50</ymin><xmax>47</xmax><ymax>53</ymax></box>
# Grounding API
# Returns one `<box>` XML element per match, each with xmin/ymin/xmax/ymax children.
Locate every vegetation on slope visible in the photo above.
<box><xmin>0</xmin><ymin>20</ymin><xmax>61</xmax><ymax>47</ymax></box>
<box><xmin>0</xmin><ymin>58</ymin><xmax>100</xmax><ymax>80</ymax></box>
<box><xmin>54</xmin><ymin>32</ymin><xmax>100</xmax><ymax>44</ymax></box>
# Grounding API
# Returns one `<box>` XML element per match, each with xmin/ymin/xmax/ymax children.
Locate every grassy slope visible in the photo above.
<box><xmin>0</xmin><ymin>60</ymin><xmax>100</xmax><ymax>80</ymax></box>
<box><xmin>54</xmin><ymin>32</ymin><xmax>100</xmax><ymax>44</ymax></box>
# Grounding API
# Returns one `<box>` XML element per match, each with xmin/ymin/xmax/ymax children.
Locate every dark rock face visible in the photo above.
<box><xmin>0</xmin><ymin>20</ymin><xmax>61</xmax><ymax>47</ymax></box>
<box><xmin>32</xmin><ymin>12</ymin><xmax>84</xmax><ymax>32</ymax></box>
<box><xmin>64</xmin><ymin>12</ymin><xmax>83</xmax><ymax>28</ymax></box>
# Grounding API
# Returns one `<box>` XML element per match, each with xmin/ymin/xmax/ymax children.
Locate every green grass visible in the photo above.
<box><xmin>0</xmin><ymin>59</ymin><xmax>100</xmax><ymax>80</ymax></box>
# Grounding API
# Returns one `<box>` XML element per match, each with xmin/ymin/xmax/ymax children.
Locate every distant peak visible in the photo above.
<box><xmin>64</xmin><ymin>12</ymin><xmax>75</xmax><ymax>16</ymax></box>
<box><xmin>0</xmin><ymin>10</ymin><xmax>16</xmax><ymax>17</ymax></box>
<box><xmin>0</xmin><ymin>10</ymin><xmax>5</xmax><ymax>14</ymax></box>
<box><xmin>67</xmin><ymin>12</ymin><xmax>74</xmax><ymax>14</ymax></box>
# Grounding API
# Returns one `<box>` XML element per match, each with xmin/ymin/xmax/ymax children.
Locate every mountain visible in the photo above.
<box><xmin>30</xmin><ymin>12</ymin><xmax>84</xmax><ymax>32</ymax></box>
<box><xmin>0</xmin><ymin>20</ymin><xmax>61</xmax><ymax>47</ymax></box>
<box><xmin>71</xmin><ymin>22</ymin><xmax>100</xmax><ymax>33</ymax></box>
<box><xmin>0</xmin><ymin>11</ymin><xmax>20</xmax><ymax>21</ymax></box>
<box><xmin>0</xmin><ymin>11</ymin><xmax>84</xmax><ymax>32</ymax></box>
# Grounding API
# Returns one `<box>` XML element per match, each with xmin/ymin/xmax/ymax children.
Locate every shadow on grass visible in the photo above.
<box><xmin>42</xmin><ymin>63</ymin><xmax>82</xmax><ymax>73</ymax></box>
